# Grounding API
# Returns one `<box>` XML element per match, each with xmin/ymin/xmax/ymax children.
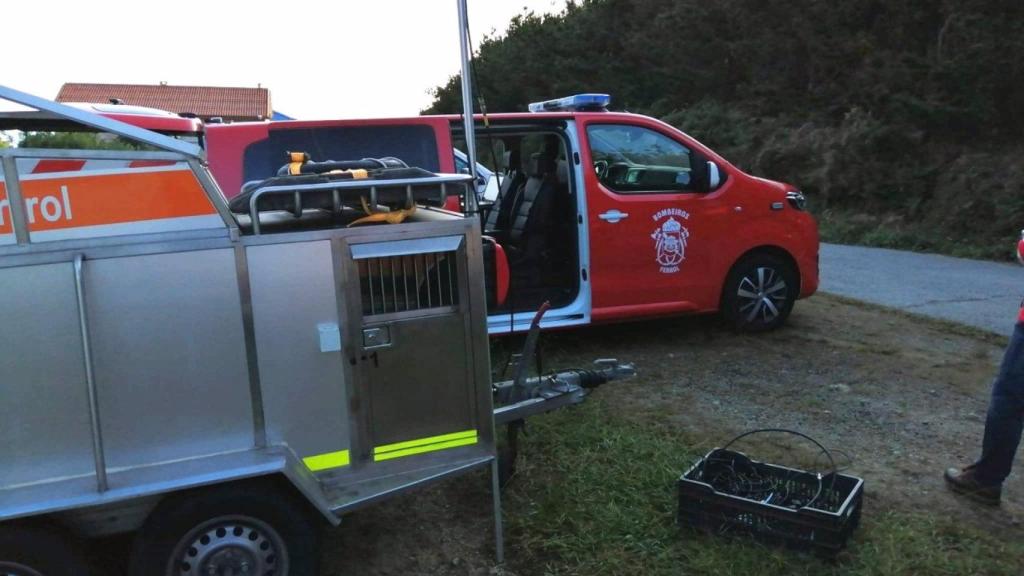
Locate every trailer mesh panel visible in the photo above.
<box><xmin>358</xmin><ymin>251</ymin><xmax>459</xmax><ymax>316</ymax></box>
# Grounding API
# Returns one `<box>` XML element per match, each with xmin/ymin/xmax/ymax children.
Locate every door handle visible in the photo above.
<box><xmin>598</xmin><ymin>209</ymin><xmax>629</xmax><ymax>223</ymax></box>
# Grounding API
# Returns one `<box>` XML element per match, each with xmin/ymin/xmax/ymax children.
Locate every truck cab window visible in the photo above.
<box><xmin>587</xmin><ymin>125</ymin><xmax>694</xmax><ymax>193</ymax></box>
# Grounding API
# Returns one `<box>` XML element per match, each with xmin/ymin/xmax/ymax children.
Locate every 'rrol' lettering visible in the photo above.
<box><xmin>0</xmin><ymin>185</ymin><xmax>74</xmax><ymax>227</ymax></box>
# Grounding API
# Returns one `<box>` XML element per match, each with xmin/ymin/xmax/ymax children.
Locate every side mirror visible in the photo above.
<box><xmin>707</xmin><ymin>161</ymin><xmax>722</xmax><ymax>191</ymax></box>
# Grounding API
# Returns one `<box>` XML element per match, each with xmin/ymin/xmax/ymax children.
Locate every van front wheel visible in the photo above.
<box><xmin>722</xmin><ymin>254</ymin><xmax>797</xmax><ymax>332</ymax></box>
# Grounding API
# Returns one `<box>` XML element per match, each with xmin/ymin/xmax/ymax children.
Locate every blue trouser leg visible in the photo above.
<box><xmin>974</xmin><ymin>323</ymin><xmax>1024</xmax><ymax>485</ymax></box>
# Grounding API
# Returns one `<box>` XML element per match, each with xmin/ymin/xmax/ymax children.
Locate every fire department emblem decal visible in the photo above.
<box><xmin>651</xmin><ymin>208</ymin><xmax>691</xmax><ymax>274</ymax></box>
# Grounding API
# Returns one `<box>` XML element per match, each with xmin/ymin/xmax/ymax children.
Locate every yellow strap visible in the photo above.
<box><xmin>302</xmin><ymin>449</ymin><xmax>350</xmax><ymax>471</ymax></box>
<box><xmin>288</xmin><ymin>161</ymin><xmax>302</xmax><ymax>175</ymax></box>
<box><xmin>347</xmin><ymin>204</ymin><xmax>416</xmax><ymax>227</ymax></box>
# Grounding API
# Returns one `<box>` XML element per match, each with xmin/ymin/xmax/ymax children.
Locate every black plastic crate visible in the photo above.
<box><xmin>678</xmin><ymin>448</ymin><xmax>863</xmax><ymax>556</ymax></box>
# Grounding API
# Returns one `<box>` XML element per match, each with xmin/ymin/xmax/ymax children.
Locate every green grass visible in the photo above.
<box><xmin>503</xmin><ymin>400</ymin><xmax>1024</xmax><ymax>576</ymax></box>
<box><xmin>817</xmin><ymin>210</ymin><xmax>1013</xmax><ymax>262</ymax></box>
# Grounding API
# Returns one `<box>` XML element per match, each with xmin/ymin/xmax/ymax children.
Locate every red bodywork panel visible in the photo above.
<box><xmin>571</xmin><ymin>112</ymin><xmax>819</xmax><ymax>321</ymax></box>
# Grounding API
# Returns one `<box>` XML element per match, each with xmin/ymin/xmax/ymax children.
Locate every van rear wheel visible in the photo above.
<box><xmin>128</xmin><ymin>481</ymin><xmax>321</xmax><ymax>576</ymax></box>
<box><xmin>722</xmin><ymin>254</ymin><xmax>797</xmax><ymax>332</ymax></box>
<box><xmin>0</xmin><ymin>524</ymin><xmax>89</xmax><ymax>576</ymax></box>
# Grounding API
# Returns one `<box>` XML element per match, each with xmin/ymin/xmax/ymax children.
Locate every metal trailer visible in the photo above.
<box><xmin>0</xmin><ymin>85</ymin><xmax>635</xmax><ymax>575</ymax></box>
<box><xmin>0</xmin><ymin>83</ymin><xmax>513</xmax><ymax>576</ymax></box>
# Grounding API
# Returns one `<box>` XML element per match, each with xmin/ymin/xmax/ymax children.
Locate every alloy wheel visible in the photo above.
<box><xmin>735</xmin><ymin>266</ymin><xmax>789</xmax><ymax>324</ymax></box>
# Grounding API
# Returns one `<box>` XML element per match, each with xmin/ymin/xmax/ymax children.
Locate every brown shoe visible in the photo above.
<box><xmin>944</xmin><ymin>466</ymin><xmax>1002</xmax><ymax>505</ymax></box>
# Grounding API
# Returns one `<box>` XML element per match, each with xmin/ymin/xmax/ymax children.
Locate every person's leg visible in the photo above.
<box><xmin>973</xmin><ymin>323</ymin><xmax>1024</xmax><ymax>485</ymax></box>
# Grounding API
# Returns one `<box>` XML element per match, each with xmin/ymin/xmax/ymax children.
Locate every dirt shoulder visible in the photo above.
<box><xmin>322</xmin><ymin>293</ymin><xmax>1021</xmax><ymax>575</ymax></box>
<box><xmin>575</xmin><ymin>294</ymin><xmax>1022</xmax><ymax>529</ymax></box>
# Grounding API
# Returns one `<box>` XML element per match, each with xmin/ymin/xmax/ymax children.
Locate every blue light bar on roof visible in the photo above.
<box><xmin>528</xmin><ymin>93</ymin><xmax>610</xmax><ymax>112</ymax></box>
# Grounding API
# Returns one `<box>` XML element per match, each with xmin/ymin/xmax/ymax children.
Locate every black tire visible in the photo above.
<box><xmin>0</xmin><ymin>524</ymin><xmax>89</xmax><ymax>576</ymax></box>
<box><xmin>721</xmin><ymin>253</ymin><xmax>798</xmax><ymax>332</ymax></box>
<box><xmin>128</xmin><ymin>480</ymin><xmax>322</xmax><ymax>576</ymax></box>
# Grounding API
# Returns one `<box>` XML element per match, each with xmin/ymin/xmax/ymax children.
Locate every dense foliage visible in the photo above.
<box><xmin>427</xmin><ymin>0</ymin><xmax>1024</xmax><ymax>258</ymax></box>
<box><xmin>18</xmin><ymin>132</ymin><xmax>141</xmax><ymax>150</ymax></box>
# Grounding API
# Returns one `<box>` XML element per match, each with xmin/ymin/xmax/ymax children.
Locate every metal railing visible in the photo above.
<box><xmin>243</xmin><ymin>174</ymin><xmax>474</xmax><ymax>235</ymax></box>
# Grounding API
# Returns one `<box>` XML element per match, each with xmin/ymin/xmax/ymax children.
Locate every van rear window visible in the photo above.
<box><xmin>242</xmin><ymin>125</ymin><xmax>440</xmax><ymax>185</ymax></box>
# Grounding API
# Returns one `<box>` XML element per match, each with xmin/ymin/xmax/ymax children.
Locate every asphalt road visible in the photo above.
<box><xmin>819</xmin><ymin>243</ymin><xmax>1022</xmax><ymax>337</ymax></box>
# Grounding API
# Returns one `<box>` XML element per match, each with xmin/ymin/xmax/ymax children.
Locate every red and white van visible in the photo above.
<box><xmin>6</xmin><ymin>94</ymin><xmax>819</xmax><ymax>333</ymax></box>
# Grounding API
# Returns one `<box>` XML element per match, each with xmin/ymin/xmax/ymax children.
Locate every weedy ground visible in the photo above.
<box><xmin>324</xmin><ymin>294</ymin><xmax>1024</xmax><ymax>576</ymax></box>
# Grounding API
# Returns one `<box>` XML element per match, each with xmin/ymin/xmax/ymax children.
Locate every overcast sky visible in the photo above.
<box><xmin>3</xmin><ymin>0</ymin><xmax>565</xmax><ymax>119</ymax></box>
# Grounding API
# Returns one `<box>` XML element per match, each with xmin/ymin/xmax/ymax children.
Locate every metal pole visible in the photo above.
<box><xmin>1</xmin><ymin>154</ymin><xmax>31</xmax><ymax>245</ymax></box>
<box><xmin>456</xmin><ymin>0</ymin><xmax>480</xmax><ymax>215</ymax></box>
<box><xmin>491</xmin><ymin>458</ymin><xmax>505</xmax><ymax>564</ymax></box>
<box><xmin>73</xmin><ymin>254</ymin><xmax>108</xmax><ymax>493</ymax></box>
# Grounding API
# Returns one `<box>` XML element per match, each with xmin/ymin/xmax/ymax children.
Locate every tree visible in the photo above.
<box><xmin>423</xmin><ymin>0</ymin><xmax>1024</xmax><ymax>258</ymax></box>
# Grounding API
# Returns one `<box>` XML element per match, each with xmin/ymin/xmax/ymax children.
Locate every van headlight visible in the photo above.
<box><xmin>786</xmin><ymin>190</ymin><xmax>807</xmax><ymax>211</ymax></box>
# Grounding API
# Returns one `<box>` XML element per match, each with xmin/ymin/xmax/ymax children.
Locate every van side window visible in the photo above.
<box><xmin>586</xmin><ymin>125</ymin><xmax>694</xmax><ymax>193</ymax></box>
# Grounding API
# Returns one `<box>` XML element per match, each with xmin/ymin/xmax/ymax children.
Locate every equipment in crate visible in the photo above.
<box><xmin>678</xmin><ymin>429</ymin><xmax>863</xmax><ymax>556</ymax></box>
<box><xmin>230</xmin><ymin>152</ymin><xmax>474</xmax><ymax>233</ymax></box>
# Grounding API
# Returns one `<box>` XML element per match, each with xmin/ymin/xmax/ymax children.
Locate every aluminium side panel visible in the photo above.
<box><xmin>83</xmin><ymin>249</ymin><xmax>253</xmax><ymax>470</ymax></box>
<box><xmin>246</xmin><ymin>240</ymin><xmax>351</xmax><ymax>468</ymax></box>
<box><xmin>0</xmin><ymin>262</ymin><xmax>95</xmax><ymax>488</ymax></box>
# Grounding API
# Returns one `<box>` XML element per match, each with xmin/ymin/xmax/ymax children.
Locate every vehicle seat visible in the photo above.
<box><xmin>484</xmin><ymin>149</ymin><xmax>524</xmax><ymax>234</ymax></box>
<box><xmin>507</xmin><ymin>153</ymin><xmax>558</xmax><ymax>267</ymax></box>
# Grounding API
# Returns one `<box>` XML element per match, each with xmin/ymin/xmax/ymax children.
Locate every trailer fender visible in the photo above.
<box><xmin>3</xmin><ymin>445</ymin><xmax>339</xmax><ymax>536</ymax></box>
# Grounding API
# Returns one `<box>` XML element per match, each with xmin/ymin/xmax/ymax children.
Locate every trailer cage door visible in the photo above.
<box><xmin>346</xmin><ymin>234</ymin><xmax>482</xmax><ymax>463</ymax></box>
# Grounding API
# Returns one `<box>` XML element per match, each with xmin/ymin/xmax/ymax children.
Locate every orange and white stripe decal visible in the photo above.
<box><xmin>9</xmin><ymin>157</ymin><xmax>178</xmax><ymax>176</ymax></box>
<box><xmin>0</xmin><ymin>164</ymin><xmax>222</xmax><ymax>244</ymax></box>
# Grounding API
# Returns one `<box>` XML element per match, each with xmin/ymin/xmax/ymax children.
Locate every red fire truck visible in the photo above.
<box><xmin>11</xmin><ymin>94</ymin><xmax>820</xmax><ymax>333</ymax></box>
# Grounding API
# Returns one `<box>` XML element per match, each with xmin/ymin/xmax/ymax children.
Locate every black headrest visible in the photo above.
<box><xmin>527</xmin><ymin>153</ymin><xmax>557</xmax><ymax>178</ymax></box>
<box><xmin>506</xmin><ymin>148</ymin><xmax>521</xmax><ymax>172</ymax></box>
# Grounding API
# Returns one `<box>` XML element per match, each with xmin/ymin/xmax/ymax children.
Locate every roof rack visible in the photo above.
<box><xmin>0</xmin><ymin>84</ymin><xmax>202</xmax><ymax>158</ymax></box>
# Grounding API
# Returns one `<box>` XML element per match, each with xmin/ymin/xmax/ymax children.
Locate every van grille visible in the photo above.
<box><xmin>358</xmin><ymin>251</ymin><xmax>459</xmax><ymax>316</ymax></box>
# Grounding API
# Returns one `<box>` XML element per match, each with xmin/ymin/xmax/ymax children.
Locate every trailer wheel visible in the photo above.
<box><xmin>0</xmin><ymin>524</ymin><xmax>89</xmax><ymax>576</ymax></box>
<box><xmin>721</xmin><ymin>253</ymin><xmax>797</xmax><ymax>332</ymax></box>
<box><xmin>128</xmin><ymin>481</ymin><xmax>321</xmax><ymax>576</ymax></box>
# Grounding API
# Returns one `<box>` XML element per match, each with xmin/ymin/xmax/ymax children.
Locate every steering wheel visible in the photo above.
<box><xmin>593</xmin><ymin>160</ymin><xmax>609</xmax><ymax>179</ymax></box>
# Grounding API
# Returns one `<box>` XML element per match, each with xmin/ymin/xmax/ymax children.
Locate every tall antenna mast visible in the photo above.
<box><xmin>456</xmin><ymin>0</ymin><xmax>480</xmax><ymax>215</ymax></box>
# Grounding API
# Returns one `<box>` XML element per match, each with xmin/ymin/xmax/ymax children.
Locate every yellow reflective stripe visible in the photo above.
<box><xmin>303</xmin><ymin>449</ymin><xmax>350</xmax><ymax>471</ymax></box>
<box><xmin>374</xmin><ymin>429</ymin><xmax>477</xmax><ymax>455</ymax></box>
<box><xmin>374</xmin><ymin>435</ymin><xmax>478</xmax><ymax>462</ymax></box>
